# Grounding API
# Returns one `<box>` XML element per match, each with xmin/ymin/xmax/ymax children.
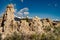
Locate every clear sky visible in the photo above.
<box><xmin>0</xmin><ymin>0</ymin><xmax>60</xmax><ymax>20</ymax></box>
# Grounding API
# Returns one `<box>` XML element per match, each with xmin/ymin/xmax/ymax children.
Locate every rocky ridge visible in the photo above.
<box><xmin>0</xmin><ymin>4</ymin><xmax>60</xmax><ymax>40</ymax></box>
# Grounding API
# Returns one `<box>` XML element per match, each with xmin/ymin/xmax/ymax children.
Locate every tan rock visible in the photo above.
<box><xmin>19</xmin><ymin>20</ymin><xmax>31</xmax><ymax>34</ymax></box>
<box><xmin>0</xmin><ymin>27</ymin><xmax>3</xmax><ymax>33</ymax></box>
<box><xmin>30</xmin><ymin>16</ymin><xmax>44</xmax><ymax>33</ymax></box>
<box><xmin>1</xmin><ymin>4</ymin><xmax>15</xmax><ymax>34</ymax></box>
<box><xmin>42</xmin><ymin>18</ymin><xmax>53</xmax><ymax>27</ymax></box>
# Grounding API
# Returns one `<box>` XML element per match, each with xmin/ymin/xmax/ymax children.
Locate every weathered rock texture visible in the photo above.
<box><xmin>1</xmin><ymin>4</ymin><xmax>15</xmax><ymax>34</ymax></box>
<box><xmin>29</xmin><ymin>16</ymin><xmax>44</xmax><ymax>33</ymax></box>
<box><xmin>0</xmin><ymin>4</ymin><xmax>60</xmax><ymax>39</ymax></box>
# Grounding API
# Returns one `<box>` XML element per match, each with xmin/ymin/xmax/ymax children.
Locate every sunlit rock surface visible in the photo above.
<box><xmin>0</xmin><ymin>4</ymin><xmax>60</xmax><ymax>39</ymax></box>
<box><xmin>1</xmin><ymin>4</ymin><xmax>15</xmax><ymax>34</ymax></box>
<box><xmin>29</xmin><ymin>16</ymin><xmax>44</xmax><ymax>33</ymax></box>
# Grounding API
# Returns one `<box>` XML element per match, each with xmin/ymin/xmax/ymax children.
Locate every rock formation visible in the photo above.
<box><xmin>41</xmin><ymin>18</ymin><xmax>53</xmax><ymax>27</ymax></box>
<box><xmin>0</xmin><ymin>4</ymin><xmax>60</xmax><ymax>39</ymax></box>
<box><xmin>19</xmin><ymin>20</ymin><xmax>30</xmax><ymax>34</ymax></box>
<box><xmin>1</xmin><ymin>4</ymin><xmax>15</xmax><ymax>33</ymax></box>
<box><xmin>29</xmin><ymin>16</ymin><xmax>44</xmax><ymax>33</ymax></box>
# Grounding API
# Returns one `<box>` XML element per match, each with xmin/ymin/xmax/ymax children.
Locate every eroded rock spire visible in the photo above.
<box><xmin>1</xmin><ymin>4</ymin><xmax>15</xmax><ymax>32</ymax></box>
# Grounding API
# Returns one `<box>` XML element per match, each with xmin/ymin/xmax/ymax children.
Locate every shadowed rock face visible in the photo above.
<box><xmin>0</xmin><ymin>18</ymin><xmax>2</xmax><ymax>27</ymax></box>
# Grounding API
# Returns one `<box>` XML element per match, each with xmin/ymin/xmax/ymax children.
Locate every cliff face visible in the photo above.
<box><xmin>0</xmin><ymin>4</ymin><xmax>60</xmax><ymax>39</ymax></box>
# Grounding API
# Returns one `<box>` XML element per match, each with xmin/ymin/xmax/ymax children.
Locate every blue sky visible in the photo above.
<box><xmin>0</xmin><ymin>0</ymin><xmax>60</xmax><ymax>20</ymax></box>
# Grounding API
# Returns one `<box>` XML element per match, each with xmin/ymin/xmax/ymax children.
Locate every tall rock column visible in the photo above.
<box><xmin>1</xmin><ymin>4</ymin><xmax>15</xmax><ymax>33</ymax></box>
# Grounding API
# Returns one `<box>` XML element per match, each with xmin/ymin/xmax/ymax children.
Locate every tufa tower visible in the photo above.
<box><xmin>1</xmin><ymin>4</ymin><xmax>15</xmax><ymax>32</ymax></box>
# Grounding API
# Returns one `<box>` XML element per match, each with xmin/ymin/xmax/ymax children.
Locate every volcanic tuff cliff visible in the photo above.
<box><xmin>0</xmin><ymin>4</ymin><xmax>60</xmax><ymax>39</ymax></box>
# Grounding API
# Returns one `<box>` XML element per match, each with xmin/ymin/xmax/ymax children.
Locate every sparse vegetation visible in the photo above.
<box><xmin>2</xmin><ymin>26</ymin><xmax>60</xmax><ymax>40</ymax></box>
<box><xmin>4</xmin><ymin>32</ymin><xmax>23</xmax><ymax>40</ymax></box>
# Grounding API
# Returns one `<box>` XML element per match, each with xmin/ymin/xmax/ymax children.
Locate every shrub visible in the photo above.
<box><xmin>4</xmin><ymin>32</ymin><xmax>23</xmax><ymax>40</ymax></box>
